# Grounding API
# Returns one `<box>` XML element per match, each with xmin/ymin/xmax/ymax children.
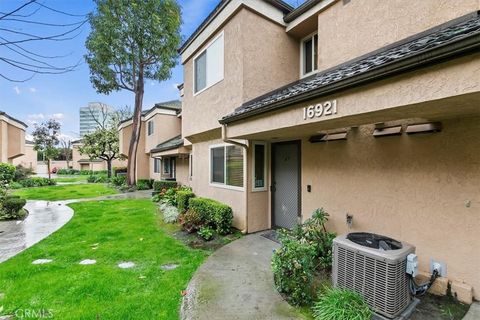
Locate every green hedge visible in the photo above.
<box><xmin>153</xmin><ymin>180</ymin><xmax>177</xmax><ymax>191</ymax></box>
<box><xmin>188</xmin><ymin>197</ymin><xmax>233</xmax><ymax>234</ymax></box>
<box><xmin>176</xmin><ymin>190</ymin><xmax>195</xmax><ymax>213</ymax></box>
<box><xmin>0</xmin><ymin>196</ymin><xmax>27</xmax><ymax>220</ymax></box>
<box><xmin>18</xmin><ymin>177</ymin><xmax>56</xmax><ymax>188</ymax></box>
<box><xmin>137</xmin><ymin>179</ymin><xmax>154</xmax><ymax>190</ymax></box>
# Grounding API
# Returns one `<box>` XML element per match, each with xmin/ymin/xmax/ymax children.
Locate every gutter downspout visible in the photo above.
<box><xmin>222</xmin><ymin>124</ymin><xmax>249</xmax><ymax>234</ymax></box>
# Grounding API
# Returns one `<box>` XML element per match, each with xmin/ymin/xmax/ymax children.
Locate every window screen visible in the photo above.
<box><xmin>211</xmin><ymin>147</ymin><xmax>225</xmax><ymax>184</ymax></box>
<box><xmin>194</xmin><ymin>34</ymin><xmax>224</xmax><ymax>93</ymax></box>
<box><xmin>226</xmin><ymin>145</ymin><xmax>243</xmax><ymax>187</ymax></box>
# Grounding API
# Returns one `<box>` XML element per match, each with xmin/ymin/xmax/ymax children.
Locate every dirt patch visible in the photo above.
<box><xmin>410</xmin><ymin>294</ymin><xmax>469</xmax><ymax>320</ymax></box>
<box><xmin>173</xmin><ymin>229</ymin><xmax>242</xmax><ymax>251</ymax></box>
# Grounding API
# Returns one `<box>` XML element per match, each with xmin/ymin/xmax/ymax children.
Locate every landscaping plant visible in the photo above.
<box><xmin>110</xmin><ymin>175</ymin><xmax>127</xmax><ymax>187</ymax></box>
<box><xmin>178</xmin><ymin>209</ymin><xmax>203</xmax><ymax>233</ymax></box>
<box><xmin>272</xmin><ymin>229</ymin><xmax>317</xmax><ymax>305</ymax></box>
<box><xmin>312</xmin><ymin>287</ymin><xmax>371</xmax><ymax>320</ymax></box>
<box><xmin>272</xmin><ymin>208</ymin><xmax>336</xmax><ymax>305</ymax></box>
<box><xmin>0</xmin><ymin>196</ymin><xmax>27</xmax><ymax>220</ymax></box>
<box><xmin>153</xmin><ymin>180</ymin><xmax>178</xmax><ymax>192</ymax></box>
<box><xmin>18</xmin><ymin>177</ymin><xmax>56</xmax><ymax>188</ymax></box>
<box><xmin>198</xmin><ymin>226</ymin><xmax>214</xmax><ymax>241</ymax></box>
<box><xmin>176</xmin><ymin>190</ymin><xmax>195</xmax><ymax>213</ymax></box>
<box><xmin>159</xmin><ymin>202</ymin><xmax>180</xmax><ymax>224</ymax></box>
<box><xmin>188</xmin><ymin>197</ymin><xmax>233</xmax><ymax>235</ymax></box>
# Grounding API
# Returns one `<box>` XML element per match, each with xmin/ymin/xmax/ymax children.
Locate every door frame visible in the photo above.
<box><xmin>271</xmin><ymin>140</ymin><xmax>302</xmax><ymax>229</ymax></box>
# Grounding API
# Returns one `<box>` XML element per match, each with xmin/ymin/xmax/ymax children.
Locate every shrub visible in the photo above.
<box><xmin>188</xmin><ymin>197</ymin><xmax>233</xmax><ymax>235</ymax></box>
<box><xmin>152</xmin><ymin>194</ymin><xmax>161</xmax><ymax>203</ymax></box>
<box><xmin>110</xmin><ymin>175</ymin><xmax>127</xmax><ymax>187</ymax></box>
<box><xmin>272</xmin><ymin>229</ymin><xmax>317</xmax><ymax>305</ymax></box>
<box><xmin>312</xmin><ymin>287</ymin><xmax>371</xmax><ymax>320</ymax></box>
<box><xmin>0</xmin><ymin>163</ymin><xmax>16</xmax><ymax>186</ymax></box>
<box><xmin>153</xmin><ymin>180</ymin><xmax>177</xmax><ymax>191</ymax></box>
<box><xmin>161</xmin><ymin>188</ymin><xmax>177</xmax><ymax>206</ymax></box>
<box><xmin>87</xmin><ymin>175</ymin><xmax>96</xmax><ymax>183</ymax></box>
<box><xmin>179</xmin><ymin>209</ymin><xmax>204</xmax><ymax>233</ymax></box>
<box><xmin>159</xmin><ymin>203</ymin><xmax>180</xmax><ymax>223</ymax></box>
<box><xmin>14</xmin><ymin>165</ymin><xmax>34</xmax><ymax>181</ymax></box>
<box><xmin>176</xmin><ymin>190</ymin><xmax>195</xmax><ymax>213</ymax></box>
<box><xmin>19</xmin><ymin>177</ymin><xmax>56</xmax><ymax>188</ymax></box>
<box><xmin>198</xmin><ymin>226</ymin><xmax>214</xmax><ymax>241</ymax></box>
<box><xmin>114</xmin><ymin>167</ymin><xmax>127</xmax><ymax>176</ymax></box>
<box><xmin>1</xmin><ymin>197</ymin><xmax>27</xmax><ymax>220</ymax></box>
<box><xmin>294</xmin><ymin>208</ymin><xmax>336</xmax><ymax>270</ymax></box>
<box><xmin>136</xmin><ymin>179</ymin><xmax>153</xmax><ymax>190</ymax></box>
<box><xmin>9</xmin><ymin>182</ymin><xmax>23</xmax><ymax>189</ymax></box>
<box><xmin>57</xmin><ymin>168</ymin><xmax>80</xmax><ymax>175</ymax></box>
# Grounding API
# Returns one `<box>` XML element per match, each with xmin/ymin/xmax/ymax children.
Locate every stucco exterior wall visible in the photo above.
<box><xmin>183</xmin><ymin>8</ymin><xmax>301</xmax><ymax>140</ymax></box>
<box><xmin>12</xmin><ymin>145</ymin><xmax>37</xmax><ymax>170</ymax></box>
<box><xmin>144</xmin><ymin>113</ymin><xmax>181</xmax><ymax>153</ymax></box>
<box><xmin>7</xmin><ymin>125</ymin><xmax>25</xmax><ymax>160</ymax></box>
<box><xmin>316</xmin><ymin>0</ymin><xmax>479</xmax><ymax>71</ymax></box>
<box><xmin>190</xmin><ymin>138</ymin><xmax>247</xmax><ymax>230</ymax></box>
<box><xmin>176</xmin><ymin>156</ymin><xmax>190</xmax><ymax>186</ymax></box>
<box><xmin>118</xmin><ymin>122</ymin><xmax>150</xmax><ymax>179</ymax></box>
<box><xmin>301</xmin><ymin>116</ymin><xmax>480</xmax><ymax>299</ymax></box>
<box><xmin>225</xmin><ymin>53</ymin><xmax>480</xmax><ymax>139</ymax></box>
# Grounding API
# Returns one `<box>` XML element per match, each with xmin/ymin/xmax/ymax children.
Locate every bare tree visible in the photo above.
<box><xmin>59</xmin><ymin>139</ymin><xmax>72</xmax><ymax>168</ymax></box>
<box><xmin>0</xmin><ymin>0</ymin><xmax>89</xmax><ymax>82</ymax></box>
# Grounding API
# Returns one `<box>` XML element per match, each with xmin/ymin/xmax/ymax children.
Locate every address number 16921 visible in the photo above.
<box><xmin>302</xmin><ymin>100</ymin><xmax>338</xmax><ymax>120</ymax></box>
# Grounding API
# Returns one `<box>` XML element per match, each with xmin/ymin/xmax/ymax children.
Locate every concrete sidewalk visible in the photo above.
<box><xmin>181</xmin><ymin>233</ymin><xmax>306</xmax><ymax>320</ymax></box>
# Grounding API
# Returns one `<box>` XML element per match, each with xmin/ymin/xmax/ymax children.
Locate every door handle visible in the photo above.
<box><xmin>270</xmin><ymin>183</ymin><xmax>276</xmax><ymax>192</ymax></box>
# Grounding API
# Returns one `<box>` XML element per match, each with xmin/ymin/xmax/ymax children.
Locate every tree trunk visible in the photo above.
<box><xmin>127</xmin><ymin>71</ymin><xmax>144</xmax><ymax>186</ymax></box>
<box><xmin>47</xmin><ymin>159</ymin><xmax>51</xmax><ymax>180</ymax></box>
<box><xmin>107</xmin><ymin>159</ymin><xmax>112</xmax><ymax>178</ymax></box>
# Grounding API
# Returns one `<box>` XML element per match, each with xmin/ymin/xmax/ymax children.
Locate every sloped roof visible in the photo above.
<box><xmin>150</xmin><ymin>135</ymin><xmax>183</xmax><ymax>153</ymax></box>
<box><xmin>220</xmin><ymin>11</ymin><xmax>480</xmax><ymax>124</ymax></box>
<box><xmin>178</xmin><ymin>0</ymin><xmax>294</xmax><ymax>54</ymax></box>
<box><xmin>119</xmin><ymin>100</ymin><xmax>181</xmax><ymax>125</ymax></box>
<box><xmin>0</xmin><ymin>111</ymin><xmax>27</xmax><ymax>127</ymax></box>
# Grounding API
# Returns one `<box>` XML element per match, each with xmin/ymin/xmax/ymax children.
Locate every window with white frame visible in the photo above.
<box><xmin>194</xmin><ymin>33</ymin><xmax>224</xmax><ymax>94</ymax></box>
<box><xmin>210</xmin><ymin>144</ymin><xmax>244</xmax><ymax>188</ymax></box>
<box><xmin>253</xmin><ymin>142</ymin><xmax>266</xmax><ymax>191</ymax></box>
<box><xmin>147</xmin><ymin>120</ymin><xmax>154</xmax><ymax>136</ymax></box>
<box><xmin>301</xmin><ymin>33</ymin><xmax>318</xmax><ymax>76</ymax></box>
<box><xmin>153</xmin><ymin>158</ymin><xmax>161</xmax><ymax>173</ymax></box>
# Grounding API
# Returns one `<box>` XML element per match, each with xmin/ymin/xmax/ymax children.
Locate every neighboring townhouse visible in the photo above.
<box><xmin>71</xmin><ymin>139</ymin><xmax>127</xmax><ymax>171</ymax></box>
<box><xmin>12</xmin><ymin>140</ymin><xmax>37</xmax><ymax>171</ymax></box>
<box><xmin>118</xmin><ymin>100</ymin><xmax>188</xmax><ymax>183</ymax></box>
<box><xmin>180</xmin><ymin>0</ymin><xmax>480</xmax><ymax>302</ymax></box>
<box><xmin>0</xmin><ymin>111</ymin><xmax>27</xmax><ymax>164</ymax></box>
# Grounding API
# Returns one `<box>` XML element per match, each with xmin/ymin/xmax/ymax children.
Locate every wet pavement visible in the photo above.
<box><xmin>0</xmin><ymin>200</ymin><xmax>74</xmax><ymax>263</ymax></box>
<box><xmin>180</xmin><ymin>233</ymin><xmax>307</xmax><ymax>320</ymax></box>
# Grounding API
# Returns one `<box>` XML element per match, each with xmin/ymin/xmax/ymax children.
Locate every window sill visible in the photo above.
<box><xmin>209</xmin><ymin>182</ymin><xmax>244</xmax><ymax>192</ymax></box>
<box><xmin>300</xmin><ymin>70</ymin><xmax>318</xmax><ymax>79</ymax></box>
<box><xmin>193</xmin><ymin>78</ymin><xmax>224</xmax><ymax>97</ymax></box>
<box><xmin>252</xmin><ymin>187</ymin><xmax>267</xmax><ymax>192</ymax></box>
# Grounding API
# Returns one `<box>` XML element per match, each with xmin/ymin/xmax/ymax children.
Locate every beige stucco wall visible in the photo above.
<box><xmin>182</xmin><ymin>8</ymin><xmax>300</xmax><ymax>140</ymax></box>
<box><xmin>0</xmin><ymin>119</ymin><xmax>26</xmax><ymax>163</ymax></box>
<box><xmin>300</xmin><ymin>116</ymin><xmax>480</xmax><ymax>299</ymax></box>
<box><xmin>144</xmin><ymin>113</ymin><xmax>181</xmax><ymax>153</ymax></box>
<box><xmin>316</xmin><ymin>0</ymin><xmax>479</xmax><ymax>72</ymax></box>
<box><xmin>190</xmin><ymin>138</ymin><xmax>247</xmax><ymax>230</ymax></box>
<box><xmin>12</xmin><ymin>144</ymin><xmax>37</xmax><ymax>170</ymax></box>
<box><xmin>225</xmin><ymin>53</ymin><xmax>480</xmax><ymax>139</ymax></box>
<box><xmin>176</xmin><ymin>156</ymin><xmax>190</xmax><ymax>186</ymax></box>
<box><xmin>72</xmin><ymin>143</ymin><xmax>127</xmax><ymax>171</ymax></box>
<box><xmin>119</xmin><ymin>122</ymin><xmax>150</xmax><ymax>179</ymax></box>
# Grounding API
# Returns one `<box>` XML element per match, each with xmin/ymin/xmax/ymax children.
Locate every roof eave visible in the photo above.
<box><xmin>220</xmin><ymin>33</ymin><xmax>480</xmax><ymax>124</ymax></box>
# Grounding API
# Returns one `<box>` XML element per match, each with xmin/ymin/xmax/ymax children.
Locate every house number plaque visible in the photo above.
<box><xmin>302</xmin><ymin>100</ymin><xmax>338</xmax><ymax>120</ymax></box>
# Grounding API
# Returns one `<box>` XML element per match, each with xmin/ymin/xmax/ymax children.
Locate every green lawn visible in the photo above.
<box><xmin>12</xmin><ymin>183</ymin><xmax>117</xmax><ymax>200</ymax></box>
<box><xmin>0</xmin><ymin>200</ymin><xmax>208</xmax><ymax>319</ymax></box>
<box><xmin>53</xmin><ymin>175</ymin><xmax>88</xmax><ymax>183</ymax></box>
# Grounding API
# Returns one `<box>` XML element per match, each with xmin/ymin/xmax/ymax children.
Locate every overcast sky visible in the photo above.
<box><xmin>0</xmin><ymin>0</ymin><xmax>303</xmax><ymax>140</ymax></box>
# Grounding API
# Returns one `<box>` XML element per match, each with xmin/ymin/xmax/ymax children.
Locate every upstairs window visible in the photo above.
<box><xmin>301</xmin><ymin>33</ymin><xmax>318</xmax><ymax>77</ymax></box>
<box><xmin>147</xmin><ymin>120</ymin><xmax>154</xmax><ymax>136</ymax></box>
<box><xmin>194</xmin><ymin>32</ymin><xmax>224</xmax><ymax>94</ymax></box>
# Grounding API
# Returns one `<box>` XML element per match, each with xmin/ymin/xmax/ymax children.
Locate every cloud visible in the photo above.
<box><xmin>51</xmin><ymin>113</ymin><xmax>64</xmax><ymax>120</ymax></box>
<box><xmin>58</xmin><ymin>133</ymin><xmax>76</xmax><ymax>142</ymax></box>
<box><xmin>29</xmin><ymin>87</ymin><xmax>37</xmax><ymax>93</ymax></box>
<box><xmin>27</xmin><ymin>113</ymin><xmax>45</xmax><ymax>120</ymax></box>
<box><xmin>13</xmin><ymin>86</ymin><xmax>20</xmax><ymax>95</ymax></box>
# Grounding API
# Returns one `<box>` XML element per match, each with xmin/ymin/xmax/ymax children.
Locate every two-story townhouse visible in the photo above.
<box><xmin>12</xmin><ymin>140</ymin><xmax>37</xmax><ymax>171</ymax></box>
<box><xmin>118</xmin><ymin>100</ymin><xmax>189</xmax><ymax>184</ymax></box>
<box><xmin>0</xmin><ymin>111</ymin><xmax>27</xmax><ymax>164</ymax></box>
<box><xmin>70</xmin><ymin>139</ymin><xmax>126</xmax><ymax>171</ymax></box>
<box><xmin>181</xmin><ymin>0</ymin><xmax>480</xmax><ymax>303</ymax></box>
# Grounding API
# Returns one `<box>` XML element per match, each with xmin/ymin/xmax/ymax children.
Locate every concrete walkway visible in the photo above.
<box><xmin>181</xmin><ymin>234</ymin><xmax>306</xmax><ymax>320</ymax></box>
<box><xmin>0</xmin><ymin>190</ymin><xmax>152</xmax><ymax>263</ymax></box>
<box><xmin>463</xmin><ymin>302</ymin><xmax>480</xmax><ymax>320</ymax></box>
<box><xmin>0</xmin><ymin>200</ymin><xmax>74</xmax><ymax>263</ymax></box>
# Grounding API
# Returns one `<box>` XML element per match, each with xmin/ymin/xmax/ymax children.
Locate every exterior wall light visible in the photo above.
<box><xmin>406</xmin><ymin>122</ymin><xmax>442</xmax><ymax>135</ymax></box>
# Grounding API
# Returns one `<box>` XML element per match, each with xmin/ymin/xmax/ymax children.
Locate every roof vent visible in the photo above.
<box><xmin>406</xmin><ymin>122</ymin><xmax>442</xmax><ymax>135</ymax></box>
<box><xmin>309</xmin><ymin>131</ymin><xmax>348</xmax><ymax>143</ymax></box>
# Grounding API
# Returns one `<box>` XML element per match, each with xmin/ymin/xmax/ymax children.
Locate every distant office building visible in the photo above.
<box><xmin>79</xmin><ymin>102</ymin><xmax>114</xmax><ymax>136</ymax></box>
